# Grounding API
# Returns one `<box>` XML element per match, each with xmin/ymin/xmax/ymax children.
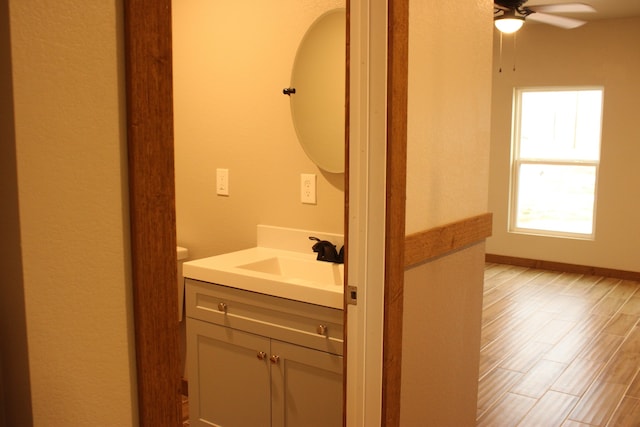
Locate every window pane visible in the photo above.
<box><xmin>519</xmin><ymin>90</ymin><xmax>602</xmax><ymax>161</ymax></box>
<box><xmin>515</xmin><ymin>164</ymin><xmax>596</xmax><ymax>235</ymax></box>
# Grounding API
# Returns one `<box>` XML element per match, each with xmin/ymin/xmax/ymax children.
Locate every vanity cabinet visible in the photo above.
<box><xmin>186</xmin><ymin>279</ymin><xmax>343</xmax><ymax>427</ymax></box>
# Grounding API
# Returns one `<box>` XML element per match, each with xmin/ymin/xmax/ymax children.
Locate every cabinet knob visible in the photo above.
<box><xmin>217</xmin><ymin>302</ymin><xmax>227</xmax><ymax>312</ymax></box>
<box><xmin>317</xmin><ymin>324</ymin><xmax>328</xmax><ymax>336</ymax></box>
<box><xmin>270</xmin><ymin>355</ymin><xmax>280</xmax><ymax>365</ymax></box>
<box><xmin>257</xmin><ymin>351</ymin><xmax>267</xmax><ymax>360</ymax></box>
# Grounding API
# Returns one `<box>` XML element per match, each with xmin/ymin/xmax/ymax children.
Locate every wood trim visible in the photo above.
<box><xmin>486</xmin><ymin>254</ymin><xmax>640</xmax><ymax>282</ymax></box>
<box><xmin>405</xmin><ymin>213</ymin><xmax>493</xmax><ymax>268</ymax></box>
<box><xmin>342</xmin><ymin>2</ymin><xmax>350</xmax><ymax>426</ymax></box>
<box><xmin>382</xmin><ymin>0</ymin><xmax>409</xmax><ymax>426</ymax></box>
<box><xmin>124</xmin><ymin>1</ymin><xmax>182</xmax><ymax>426</ymax></box>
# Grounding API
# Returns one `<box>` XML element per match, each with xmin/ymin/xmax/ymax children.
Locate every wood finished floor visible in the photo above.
<box><xmin>478</xmin><ymin>263</ymin><xmax>640</xmax><ymax>427</ymax></box>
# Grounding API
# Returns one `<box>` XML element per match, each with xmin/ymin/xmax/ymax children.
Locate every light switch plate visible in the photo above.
<box><xmin>300</xmin><ymin>173</ymin><xmax>316</xmax><ymax>204</ymax></box>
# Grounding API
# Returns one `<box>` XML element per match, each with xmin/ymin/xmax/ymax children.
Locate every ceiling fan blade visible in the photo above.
<box><xmin>526</xmin><ymin>12</ymin><xmax>587</xmax><ymax>29</ymax></box>
<box><xmin>528</xmin><ymin>3</ymin><xmax>596</xmax><ymax>14</ymax></box>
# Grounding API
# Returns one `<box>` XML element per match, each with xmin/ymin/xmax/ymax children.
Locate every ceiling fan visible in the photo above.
<box><xmin>494</xmin><ymin>1</ymin><xmax>596</xmax><ymax>33</ymax></box>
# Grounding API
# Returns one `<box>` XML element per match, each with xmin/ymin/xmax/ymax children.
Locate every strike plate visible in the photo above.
<box><xmin>346</xmin><ymin>285</ymin><xmax>357</xmax><ymax>306</ymax></box>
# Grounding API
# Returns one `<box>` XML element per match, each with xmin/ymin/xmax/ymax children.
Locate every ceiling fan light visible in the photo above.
<box><xmin>494</xmin><ymin>16</ymin><xmax>524</xmax><ymax>33</ymax></box>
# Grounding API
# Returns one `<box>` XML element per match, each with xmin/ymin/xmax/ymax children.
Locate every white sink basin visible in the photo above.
<box><xmin>182</xmin><ymin>247</ymin><xmax>344</xmax><ymax>309</ymax></box>
<box><xmin>237</xmin><ymin>256</ymin><xmax>342</xmax><ymax>285</ymax></box>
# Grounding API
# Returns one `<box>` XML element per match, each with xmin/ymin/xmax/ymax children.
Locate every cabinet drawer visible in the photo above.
<box><xmin>186</xmin><ymin>279</ymin><xmax>344</xmax><ymax>355</ymax></box>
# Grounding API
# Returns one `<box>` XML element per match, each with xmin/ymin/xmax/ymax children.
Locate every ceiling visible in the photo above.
<box><xmin>526</xmin><ymin>0</ymin><xmax>640</xmax><ymax>21</ymax></box>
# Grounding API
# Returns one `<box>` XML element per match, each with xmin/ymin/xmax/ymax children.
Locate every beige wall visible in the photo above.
<box><xmin>487</xmin><ymin>17</ymin><xmax>640</xmax><ymax>272</ymax></box>
<box><xmin>2</xmin><ymin>1</ymin><xmax>137</xmax><ymax>425</ymax></box>
<box><xmin>402</xmin><ymin>244</ymin><xmax>486</xmax><ymax>426</ymax></box>
<box><xmin>401</xmin><ymin>0</ymin><xmax>493</xmax><ymax>424</ymax></box>
<box><xmin>404</xmin><ymin>3</ymin><xmax>492</xmax><ymax>234</ymax></box>
<box><xmin>173</xmin><ymin>0</ymin><xmax>345</xmax><ymax>260</ymax></box>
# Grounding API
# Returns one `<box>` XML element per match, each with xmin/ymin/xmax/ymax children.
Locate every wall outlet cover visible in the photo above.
<box><xmin>216</xmin><ymin>168</ymin><xmax>229</xmax><ymax>196</ymax></box>
<box><xmin>300</xmin><ymin>173</ymin><xmax>317</xmax><ymax>204</ymax></box>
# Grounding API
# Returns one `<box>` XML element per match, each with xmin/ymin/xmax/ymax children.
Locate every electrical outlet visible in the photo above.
<box><xmin>300</xmin><ymin>173</ymin><xmax>316</xmax><ymax>204</ymax></box>
<box><xmin>216</xmin><ymin>168</ymin><xmax>229</xmax><ymax>196</ymax></box>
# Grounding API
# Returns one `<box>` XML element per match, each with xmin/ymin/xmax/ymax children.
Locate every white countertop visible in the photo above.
<box><xmin>183</xmin><ymin>246</ymin><xmax>344</xmax><ymax>309</ymax></box>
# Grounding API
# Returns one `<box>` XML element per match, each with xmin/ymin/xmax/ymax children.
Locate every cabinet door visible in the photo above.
<box><xmin>270</xmin><ymin>340</ymin><xmax>343</xmax><ymax>427</ymax></box>
<box><xmin>187</xmin><ymin>318</ymin><xmax>271</xmax><ymax>427</ymax></box>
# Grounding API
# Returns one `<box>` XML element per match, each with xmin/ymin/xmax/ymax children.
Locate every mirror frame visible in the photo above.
<box><xmin>289</xmin><ymin>7</ymin><xmax>347</xmax><ymax>173</ymax></box>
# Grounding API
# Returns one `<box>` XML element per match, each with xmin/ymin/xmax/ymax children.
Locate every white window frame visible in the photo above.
<box><xmin>509</xmin><ymin>86</ymin><xmax>604</xmax><ymax>240</ymax></box>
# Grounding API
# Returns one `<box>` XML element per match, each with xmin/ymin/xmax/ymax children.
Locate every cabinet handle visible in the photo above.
<box><xmin>316</xmin><ymin>324</ymin><xmax>328</xmax><ymax>336</ymax></box>
<box><xmin>217</xmin><ymin>302</ymin><xmax>227</xmax><ymax>313</ymax></box>
<box><xmin>257</xmin><ymin>351</ymin><xmax>267</xmax><ymax>360</ymax></box>
<box><xmin>270</xmin><ymin>355</ymin><xmax>280</xmax><ymax>365</ymax></box>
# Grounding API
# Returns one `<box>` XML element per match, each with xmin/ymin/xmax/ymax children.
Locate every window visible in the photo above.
<box><xmin>510</xmin><ymin>88</ymin><xmax>604</xmax><ymax>238</ymax></box>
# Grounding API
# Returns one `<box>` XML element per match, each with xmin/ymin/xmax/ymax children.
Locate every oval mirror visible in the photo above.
<box><xmin>289</xmin><ymin>8</ymin><xmax>346</xmax><ymax>174</ymax></box>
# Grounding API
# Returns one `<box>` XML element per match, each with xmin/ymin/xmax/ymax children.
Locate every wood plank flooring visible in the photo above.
<box><xmin>478</xmin><ymin>263</ymin><xmax>640</xmax><ymax>426</ymax></box>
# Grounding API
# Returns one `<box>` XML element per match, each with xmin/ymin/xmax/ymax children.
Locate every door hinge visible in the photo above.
<box><xmin>346</xmin><ymin>285</ymin><xmax>357</xmax><ymax>306</ymax></box>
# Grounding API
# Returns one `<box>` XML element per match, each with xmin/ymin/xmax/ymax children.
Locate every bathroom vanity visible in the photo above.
<box><xmin>183</xmin><ymin>227</ymin><xmax>345</xmax><ymax>427</ymax></box>
<box><xmin>185</xmin><ymin>279</ymin><xmax>343</xmax><ymax>426</ymax></box>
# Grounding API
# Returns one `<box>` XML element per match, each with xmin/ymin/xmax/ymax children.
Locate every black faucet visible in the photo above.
<box><xmin>309</xmin><ymin>237</ymin><xmax>344</xmax><ymax>264</ymax></box>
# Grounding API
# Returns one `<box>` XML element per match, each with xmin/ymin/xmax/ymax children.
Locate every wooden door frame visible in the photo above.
<box><xmin>382</xmin><ymin>0</ymin><xmax>408</xmax><ymax>425</ymax></box>
<box><xmin>124</xmin><ymin>1</ymin><xmax>182</xmax><ymax>425</ymax></box>
<box><xmin>124</xmin><ymin>0</ymin><xmax>408</xmax><ymax>426</ymax></box>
